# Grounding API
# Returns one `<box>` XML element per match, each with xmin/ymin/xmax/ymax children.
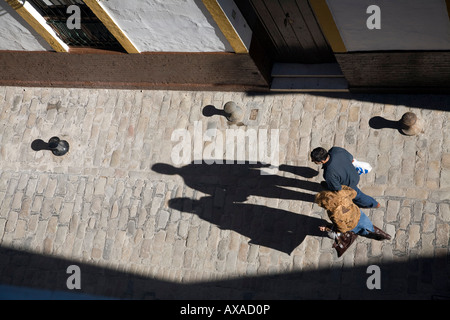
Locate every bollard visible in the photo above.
<box><xmin>399</xmin><ymin>112</ymin><xmax>423</xmax><ymax>136</ymax></box>
<box><xmin>223</xmin><ymin>101</ymin><xmax>244</xmax><ymax>124</ymax></box>
<box><xmin>48</xmin><ymin>136</ymin><xmax>70</xmax><ymax>156</ymax></box>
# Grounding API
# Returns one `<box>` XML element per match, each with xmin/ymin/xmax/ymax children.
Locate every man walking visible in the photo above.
<box><xmin>310</xmin><ymin>146</ymin><xmax>380</xmax><ymax>208</ymax></box>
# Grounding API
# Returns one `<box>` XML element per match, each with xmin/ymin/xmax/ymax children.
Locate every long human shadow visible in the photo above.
<box><xmin>152</xmin><ymin>160</ymin><xmax>323</xmax><ymax>203</ymax></box>
<box><xmin>152</xmin><ymin>160</ymin><xmax>326</xmax><ymax>254</ymax></box>
<box><xmin>169</xmin><ymin>196</ymin><xmax>327</xmax><ymax>255</ymax></box>
<box><xmin>278</xmin><ymin>164</ymin><xmax>319</xmax><ymax>179</ymax></box>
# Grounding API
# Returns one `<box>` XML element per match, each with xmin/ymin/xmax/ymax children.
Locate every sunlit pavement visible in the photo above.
<box><xmin>0</xmin><ymin>86</ymin><xmax>448</xmax><ymax>299</ymax></box>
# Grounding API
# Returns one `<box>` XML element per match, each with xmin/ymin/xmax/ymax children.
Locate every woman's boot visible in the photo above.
<box><xmin>367</xmin><ymin>226</ymin><xmax>391</xmax><ymax>240</ymax></box>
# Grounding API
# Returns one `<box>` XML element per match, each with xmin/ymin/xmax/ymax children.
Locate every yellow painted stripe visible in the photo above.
<box><xmin>201</xmin><ymin>0</ymin><xmax>248</xmax><ymax>53</ymax></box>
<box><xmin>5</xmin><ymin>0</ymin><xmax>68</xmax><ymax>52</ymax></box>
<box><xmin>309</xmin><ymin>0</ymin><xmax>347</xmax><ymax>53</ymax></box>
<box><xmin>84</xmin><ymin>0</ymin><xmax>140</xmax><ymax>53</ymax></box>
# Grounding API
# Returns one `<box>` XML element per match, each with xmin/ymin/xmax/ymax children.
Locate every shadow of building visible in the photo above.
<box><xmin>0</xmin><ymin>246</ymin><xmax>448</xmax><ymax>300</ymax></box>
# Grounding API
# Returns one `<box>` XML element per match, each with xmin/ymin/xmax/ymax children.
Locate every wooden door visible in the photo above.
<box><xmin>238</xmin><ymin>0</ymin><xmax>335</xmax><ymax>63</ymax></box>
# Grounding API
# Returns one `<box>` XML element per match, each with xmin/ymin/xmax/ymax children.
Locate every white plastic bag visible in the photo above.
<box><xmin>352</xmin><ymin>159</ymin><xmax>372</xmax><ymax>175</ymax></box>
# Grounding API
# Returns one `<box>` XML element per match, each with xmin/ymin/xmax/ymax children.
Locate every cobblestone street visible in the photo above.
<box><xmin>0</xmin><ymin>86</ymin><xmax>449</xmax><ymax>299</ymax></box>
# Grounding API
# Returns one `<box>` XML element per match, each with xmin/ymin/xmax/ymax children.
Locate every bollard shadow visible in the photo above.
<box><xmin>369</xmin><ymin>116</ymin><xmax>407</xmax><ymax>135</ymax></box>
<box><xmin>152</xmin><ymin>160</ymin><xmax>326</xmax><ymax>254</ymax></box>
<box><xmin>169</xmin><ymin>196</ymin><xmax>327</xmax><ymax>255</ymax></box>
<box><xmin>31</xmin><ymin>139</ymin><xmax>51</xmax><ymax>152</ymax></box>
<box><xmin>202</xmin><ymin>105</ymin><xmax>228</xmax><ymax>118</ymax></box>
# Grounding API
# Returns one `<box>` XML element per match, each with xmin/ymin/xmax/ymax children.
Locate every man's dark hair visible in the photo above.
<box><xmin>311</xmin><ymin>147</ymin><xmax>329</xmax><ymax>162</ymax></box>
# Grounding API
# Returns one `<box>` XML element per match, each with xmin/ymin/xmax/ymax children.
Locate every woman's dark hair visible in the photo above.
<box><xmin>311</xmin><ymin>147</ymin><xmax>329</xmax><ymax>162</ymax></box>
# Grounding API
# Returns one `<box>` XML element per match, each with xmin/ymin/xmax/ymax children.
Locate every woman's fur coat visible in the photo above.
<box><xmin>315</xmin><ymin>185</ymin><xmax>361</xmax><ymax>233</ymax></box>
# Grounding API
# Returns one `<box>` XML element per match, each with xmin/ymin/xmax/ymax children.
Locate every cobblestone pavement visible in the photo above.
<box><xmin>0</xmin><ymin>86</ymin><xmax>449</xmax><ymax>299</ymax></box>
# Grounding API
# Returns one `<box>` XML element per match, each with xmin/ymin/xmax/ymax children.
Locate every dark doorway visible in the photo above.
<box><xmin>236</xmin><ymin>0</ymin><xmax>335</xmax><ymax>63</ymax></box>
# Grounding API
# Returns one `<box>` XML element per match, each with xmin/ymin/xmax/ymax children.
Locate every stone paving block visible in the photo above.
<box><xmin>412</xmin><ymin>201</ymin><xmax>424</xmax><ymax>222</ymax></box>
<box><xmin>408</xmin><ymin>224</ymin><xmax>421</xmax><ymax>249</ymax></box>
<box><xmin>424</xmin><ymin>201</ymin><xmax>437</xmax><ymax>214</ymax></box>
<box><xmin>406</xmin><ymin>188</ymin><xmax>429</xmax><ymax>200</ymax></box>
<box><xmin>414</xmin><ymin>163</ymin><xmax>426</xmax><ymax>187</ymax></box>
<box><xmin>440</xmin><ymin>168</ymin><xmax>450</xmax><ymax>188</ymax></box>
<box><xmin>59</xmin><ymin>202</ymin><xmax>75</xmax><ymax>225</ymax></box>
<box><xmin>43</xmin><ymin>237</ymin><xmax>53</xmax><ymax>255</ymax></box>
<box><xmin>5</xmin><ymin>211</ymin><xmax>18</xmax><ymax>233</ymax></box>
<box><xmin>13</xmin><ymin>219</ymin><xmax>27</xmax><ymax>240</ymax></box>
<box><xmin>394</xmin><ymin>230</ymin><xmax>407</xmax><ymax>253</ymax></box>
<box><xmin>27</xmin><ymin>215</ymin><xmax>39</xmax><ymax>234</ymax></box>
<box><xmin>436</xmin><ymin>224</ymin><xmax>450</xmax><ymax>248</ymax></box>
<box><xmin>439</xmin><ymin>203</ymin><xmax>450</xmax><ymax>222</ymax></box>
<box><xmin>54</xmin><ymin>225</ymin><xmax>68</xmax><ymax>246</ymax></box>
<box><xmin>44</xmin><ymin>178</ymin><xmax>57</xmax><ymax>198</ymax></box>
<box><xmin>399</xmin><ymin>207</ymin><xmax>412</xmax><ymax>230</ymax></box>
<box><xmin>370</xmin><ymin>239</ymin><xmax>383</xmax><ymax>257</ymax></box>
<box><xmin>156</xmin><ymin>210</ymin><xmax>170</xmax><ymax>230</ymax></box>
<box><xmin>427</xmin><ymin>160</ymin><xmax>441</xmax><ymax>183</ymax></box>
<box><xmin>12</xmin><ymin>192</ymin><xmax>25</xmax><ymax>213</ymax></box>
<box><xmin>361</xmin><ymin>185</ymin><xmax>385</xmax><ymax>197</ymax></box>
<box><xmin>423</xmin><ymin>214</ymin><xmax>436</xmax><ymax>233</ymax></box>
<box><xmin>386</xmin><ymin>200</ymin><xmax>401</xmax><ymax>222</ymax></box>
<box><xmin>442</xmin><ymin>153</ymin><xmax>450</xmax><ymax>168</ymax></box>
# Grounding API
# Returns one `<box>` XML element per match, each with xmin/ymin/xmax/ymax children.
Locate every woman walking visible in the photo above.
<box><xmin>315</xmin><ymin>185</ymin><xmax>391</xmax><ymax>243</ymax></box>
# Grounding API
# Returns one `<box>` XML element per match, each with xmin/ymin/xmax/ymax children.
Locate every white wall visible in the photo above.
<box><xmin>100</xmin><ymin>0</ymin><xmax>233</xmax><ymax>52</ymax></box>
<box><xmin>0</xmin><ymin>0</ymin><xmax>234</xmax><ymax>52</ymax></box>
<box><xmin>327</xmin><ymin>0</ymin><xmax>450</xmax><ymax>51</ymax></box>
<box><xmin>0</xmin><ymin>0</ymin><xmax>52</xmax><ymax>51</ymax></box>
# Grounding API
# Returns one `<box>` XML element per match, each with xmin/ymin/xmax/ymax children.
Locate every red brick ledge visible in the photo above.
<box><xmin>0</xmin><ymin>51</ymin><xmax>270</xmax><ymax>92</ymax></box>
